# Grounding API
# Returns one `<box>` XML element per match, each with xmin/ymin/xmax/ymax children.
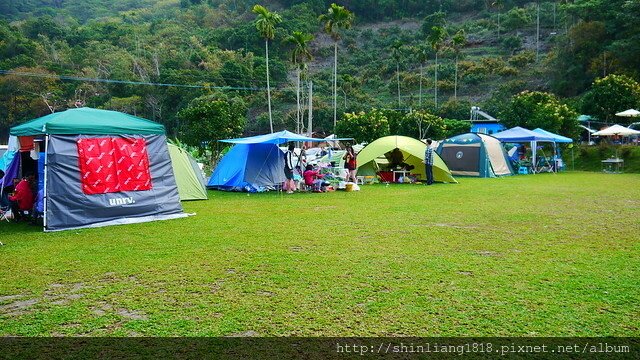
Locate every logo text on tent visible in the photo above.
<box><xmin>108</xmin><ymin>197</ymin><xmax>135</xmax><ymax>206</ymax></box>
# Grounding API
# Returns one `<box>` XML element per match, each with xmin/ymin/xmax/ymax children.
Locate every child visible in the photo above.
<box><xmin>303</xmin><ymin>165</ymin><xmax>329</xmax><ymax>192</ymax></box>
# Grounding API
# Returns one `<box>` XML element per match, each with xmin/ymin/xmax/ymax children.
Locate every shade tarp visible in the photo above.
<box><xmin>493</xmin><ymin>126</ymin><xmax>555</xmax><ymax>142</ymax></box>
<box><xmin>220</xmin><ymin>130</ymin><xmax>350</xmax><ymax>145</ymax></box>
<box><xmin>356</xmin><ymin>136</ymin><xmax>457</xmax><ymax>183</ymax></box>
<box><xmin>10</xmin><ymin>107</ymin><xmax>165</xmax><ymax>136</ymax></box>
<box><xmin>167</xmin><ymin>144</ymin><xmax>208</xmax><ymax>201</ymax></box>
<box><xmin>532</xmin><ymin>128</ymin><xmax>573</xmax><ymax>143</ymax></box>
<box><xmin>592</xmin><ymin>124</ymin><xmax>640</xmax><ymax>136</ymax></box>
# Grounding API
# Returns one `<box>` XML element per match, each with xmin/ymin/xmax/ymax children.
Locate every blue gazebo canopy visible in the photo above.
<box><xmin>493</xmin><ymin>126</ymin><xmax>555</xmax><ymax>142</ymax></box>
<box><xmin>532</xmin><ymin>128</ymin><xmax>573</xmax><ymax>143</ymax></box>
<box><xmin>220</xmin><ymin>130</ymin><xmax>352</xmax><ymax>144</ymax></box>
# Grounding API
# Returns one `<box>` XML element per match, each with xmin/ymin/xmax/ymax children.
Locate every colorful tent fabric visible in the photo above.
<box><xmin>10</xmin><ymin>107</ymin><xmax>165</xmax><ymax>136</ymax></box>
<box><xmin>356</xmin><ymin>136</ymin><xmax>457</xmax><ymax>183</ymax></box>
<box><xmin>208</xmin><ymin>143</ymin><xmax>286</xmax><ymax>191</ymax></box>
<box><xmin>532</xmin><ymin>128</ymin><xmax>573</xmax><ymax>143</ymax></box>
<box><xmin>167</xmin><ymin>144</ymin><xmax>208</xmax><ymax>201</ymax></box>
<box><xmin>437</xmin><ymin>133</ymin><xmax>513</xmax><ymax>177</ymax></box>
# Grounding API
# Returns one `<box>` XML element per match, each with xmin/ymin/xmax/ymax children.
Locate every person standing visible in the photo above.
<box><xmin>424</xmin><ymin>139</ymin><xmax>434</xmax><ymax>185</ymax></box>
<box><xmin>284</xmin><ymin>143</ymin><xmax>297</xmax><ymax>194</ymax></box>
<box><xmin>343</xmin><ymin>145</ymin><xmax>357</xmax><ymax>182</ymax></box>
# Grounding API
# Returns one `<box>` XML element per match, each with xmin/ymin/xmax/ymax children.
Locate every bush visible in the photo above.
<box><xmin>508</xmin><ymin>50</ymin><xmax>535</xmax><ymax>67</ymax></box>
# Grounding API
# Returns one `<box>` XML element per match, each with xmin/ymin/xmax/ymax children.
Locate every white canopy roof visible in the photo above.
<box><xmin>615</xmin><ymin>109</ymin><xmax>640</xmax><ymax>117</ymax></box>
<box><xmin>592</xmin><ymin>124</ymin><xmax>640</xmax><ymax>136</ymax></box>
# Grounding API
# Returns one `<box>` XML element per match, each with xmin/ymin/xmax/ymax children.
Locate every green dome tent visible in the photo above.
<box><xmin>167</xmin><ymin>144</ymin><xmax>208</xmax><ymax>201</ymax></box>
<box><xmin>356</xmin><ymin>136</ymin><xmax>457</xmax><ymax>183</ymax></box>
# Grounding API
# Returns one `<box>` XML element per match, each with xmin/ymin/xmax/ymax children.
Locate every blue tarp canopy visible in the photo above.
<box><xmin>493</xmin><ymin>126</ymin><xmax>555</xmax><ymax>142</ymax></box>
<box><xmin>532</xmin><ymin>128</ymin><xmax>573</xmax><ymax>143</ymax></box>
<box><xmin>220</xmin><ymin>130</ymin><xmax>351</xmax><ymax>144</ymax></box>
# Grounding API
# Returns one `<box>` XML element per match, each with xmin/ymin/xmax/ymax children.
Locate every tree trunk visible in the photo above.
<box><xmin>434</xmin><ymin>51</ymin><xmax>438</xmax><ymax>109</ymax></box>
<box><xmin>266</xmin><ymin>39</ymin><xmax>273</xmax><ymax>133</ymax></box>
<box><xmin>397</xmin><ymin>62</ymin><xmax>401</xmax><ymax>108</ymax></box>
<box><xmin>333</xmin><ymin>41</ymin><xmax>338</xmax><ymax>129</ymax></box>
<box><xmin>419</xmin><ymin>63</ymin><xmax>423</xmax><ymax>108</ymax></box>
<box><xmin>454</xmin><ymin>54</ymin><xmax>458</xmax><ymax>101</ymax></box>
<box><xmin>308</xmin><ymin>81</ymin><xmax>313</xmax><ymax>137</ymax></box>
<box><xmin>296</xmin><ymin>65</ymin><xmax>301</xmax><ymax>134</ymax></box>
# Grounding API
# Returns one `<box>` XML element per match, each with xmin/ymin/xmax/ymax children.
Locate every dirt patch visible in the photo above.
<box><xmin>458</xmin><ymin>271</ymin><xmax>474</xmax><ymax>276</ymax></box>
<box><xmin>116</xmin><ymin>308</ymin><xmax>148</xmax><ymax>321</ymax></box>
<box><xmin>0</xmin><ymin>299</ymin><xmax>38</xmax><ymax>315</ymax></box>
<box><xmin>257</xmin><ymin>291</ymin><xmax>274</xmax><ymax>297</ymax></box>
<box><xmin>228</xmin><ymin>330</ymin><xmax>259</xmax><ymax>337</ymax></box>
<box><xmin>0</xmin><ymin>295</ymin><xmax>24</xmax><ymax>303</ymax></box>
<box><xmin>476</xmin><ymin>251</ymin><xmax>501</xmax><ymax>257</ymax></box>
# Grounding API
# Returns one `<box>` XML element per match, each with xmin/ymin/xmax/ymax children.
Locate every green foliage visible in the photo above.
<box><xmin>421</xmin><ymin>11</ymin><xmax>447</xmax><ymax>35</ymax></box>
<box><xmin>508</xmin><ymin>50</ymin><xmax>535</xmax><ymax>68</ymax></box>
<box><xmin>443</xmin><ymin>118</ymin><xmax>471</xmax><ymax>138</ymax></box>
<box><xmin>500</xmin><ymin>91</ymin><xmax>579</xmax><ymax>139</ymax></box>
<box><xmin>438</xmin><ymin>99</ymin><xmax>472</xmax><ymax>120</ymax></box>
<box><xmin>566</xmin><ymin>144</ymin><xmax>640</xmax><ymax>173</ymax></box>
<box><xmin>501</xmin><ymin>35</ymin><xmax>522</xmax><ymax>54</ymax></box>
<box><xmin>319</xmin><ymin>3</ymin><xmax>354</xmax><ymax>41</ymax></box>
<box><xmin>252</xmin><ymin>5</ymin><xmax>282</xmax><ymax>41</ymax></box>
<box><xmin>336</xmin><ymin>109</ymin><xmax>390</xmax><ymax>143</ymax></box>
<box><xmin>177</xmin><ymin>93</ymin><xmax>246</xmax><ymax>162</ymax></box>
<box><xmin>581</xmin><ymin>74</ymin><xmax>640</xmax><ymax>123</ymax></box>
<box><xmin>501</xmin><ymin>7</ymin><xmax>531</xmax><ymax>32</ymax></box>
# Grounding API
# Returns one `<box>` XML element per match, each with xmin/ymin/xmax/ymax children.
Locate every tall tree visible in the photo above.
<box><xmin>319</xmin><ymin>3</ymin><xmax>354</xmax><ymax>129</ymax></box>
<box><xmin>284</xmin><ymin>31</ymin><xmax>313</xmax><ymax>134</ymax></box>
<box><xmin>413</xmin><ymin>44</ymin><xmax>430</xmax><ymax>108</ymax></box>
<box><xmin>252</xmin><ymin>4</ymin><xmax>282</xmax><ymax>133</ymax></box>
<box><xmin>428</xmin><ymin>26</ymin><xmax>447</xmax><ymax>109</ymax></box>
<box><xmin>451</xmin><ymin>30</ymin><xmax>466</xmax><ymax>101</ymax></box>
<box><xmin>391</xmin><ymin>41</ymin><xmax>403</xmax><ymax>108</ymax></box>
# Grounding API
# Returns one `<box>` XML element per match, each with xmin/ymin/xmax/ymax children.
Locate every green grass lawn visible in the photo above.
<box><xmin>1</xmin><ymin>172</ymin><xmax>638</xmax><ymax>336</ymax></box>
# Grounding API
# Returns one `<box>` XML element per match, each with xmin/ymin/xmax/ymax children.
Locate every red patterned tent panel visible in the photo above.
<box><xmin>77</xmin><ymin>137</ymin><xmax>152</xmax><ymax>195</ymax></box>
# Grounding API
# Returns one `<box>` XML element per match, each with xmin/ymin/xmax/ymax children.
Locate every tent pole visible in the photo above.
<box><xmin>531</xmin><ymin>141</ymin><xmax>536</xmax><ymax>174</ymax></box>
<box><xmin>43</xmin><ymin>135</ymin><xmax>49</xmax><ymax>230</ymax></box>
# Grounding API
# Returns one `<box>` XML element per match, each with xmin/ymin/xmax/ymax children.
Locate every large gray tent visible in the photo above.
<box><xmin>437</xmin><ymin>132</ymin><xmax>513</xmax><ymax>177</ymax></box>
<box><xmin>9</xmin><ymin>108</ymin><xmax>187</xmax><ymax>231</ymax></box>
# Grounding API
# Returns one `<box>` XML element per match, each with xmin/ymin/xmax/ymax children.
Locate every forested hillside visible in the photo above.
<box><xmin>1</xmin><ymin>0</ymin><xmax>639</xmax><ymax>147</ymax></box>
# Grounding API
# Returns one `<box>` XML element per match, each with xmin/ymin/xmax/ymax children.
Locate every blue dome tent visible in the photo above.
<box><xmin>208</xmin><ymin>131</ymin><xmax>350</xmax><ymax>192</ymax></box>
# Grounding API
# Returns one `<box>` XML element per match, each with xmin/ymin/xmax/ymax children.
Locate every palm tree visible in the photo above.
<box><xmin>391</xmin><ymin>41</ymin><xmax>403</xmax><ymax>108</ymax></box>
<box><xmin>252</xmin><ymin>4</ymin><xmax>282</xmax><ymax>133</ymax></box>
<box><xmin>451</xmin><ymin>30</ymin><xmax>466</xmax><ymax>101</ymax></box>
<box><xmin>319</xmin><ymin>3</ymin><xmax>354</xmax><ymax>129</ymax></box>
<box><xmin>414</xmin><ymin>44</ymin><xmax>430</xmax><ymax>108</ymax></box>
<box><xmin>285</xmin><ymin>31</ymin><xmax>313</xmax><ymax>134</ymax></box>
<box><xmin>428</xmin><ymin>25</ymin><xmax>447</xmax><ymax>109</ymax></box>
<box><xmin>492</xmin><ymin>0</ymin><xmax>504</xmax><ymax>39</ymax></box>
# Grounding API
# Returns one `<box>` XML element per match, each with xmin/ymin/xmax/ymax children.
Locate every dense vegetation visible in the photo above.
<box><xmin>1</xmin><ymin>0</ymin><xmax>639</xmax><ymax>146</ymax></box>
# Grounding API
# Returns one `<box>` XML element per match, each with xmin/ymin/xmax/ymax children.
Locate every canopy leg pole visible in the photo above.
<box><xmin>43</xmin><ymin>135</ymin><xmax>49</xmax><ymax>230</ymax></box>
<box><xmin>531</xmin><ymin>141</ymin><xmax>536</xmax><ymax>174</ymax></box>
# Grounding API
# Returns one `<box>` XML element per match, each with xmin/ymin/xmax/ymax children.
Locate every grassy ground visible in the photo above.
<box><xmin>0</xmin><ymin>172</ymin><xmax>638</xmax><ymax>336</ymax></box>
